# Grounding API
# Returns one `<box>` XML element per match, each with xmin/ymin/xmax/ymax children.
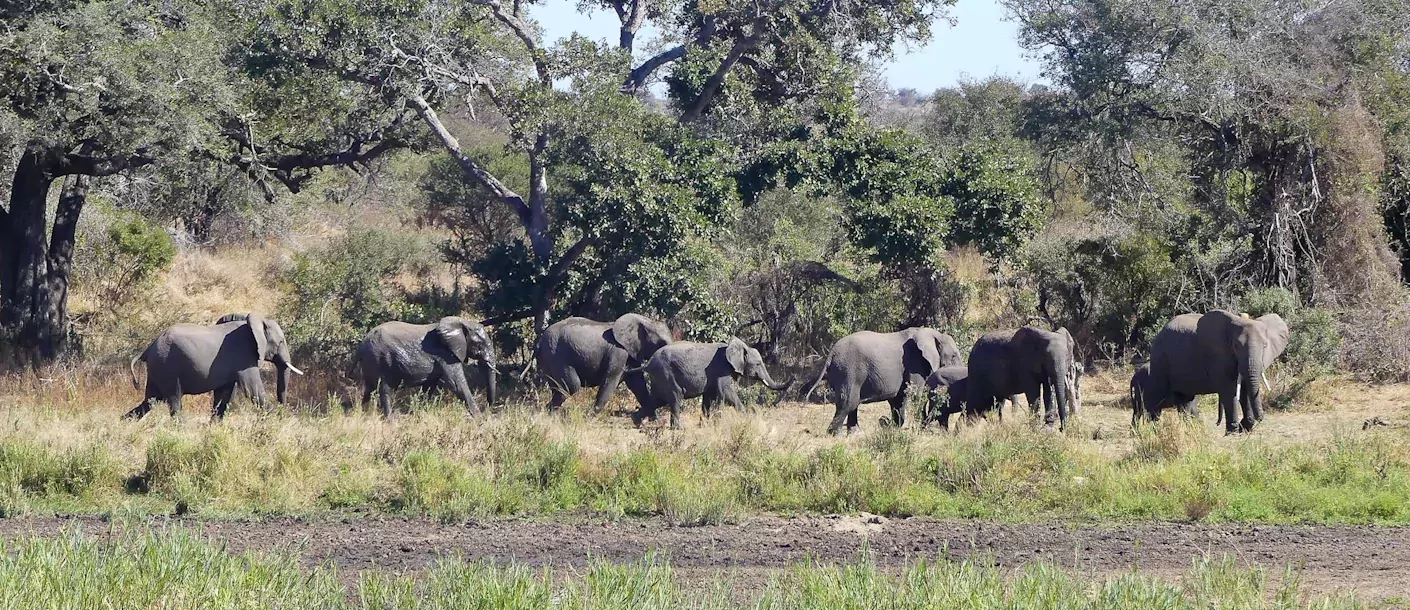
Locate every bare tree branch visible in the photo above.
<box><xmin>680</xmin><ymin>17</ymin><xmax>767</xmax><ymax>122</ymax></box>
<box><xmin>467</xmin><ymin>0</ymin><xmax>551</xmax><ymax>85</ymax></box>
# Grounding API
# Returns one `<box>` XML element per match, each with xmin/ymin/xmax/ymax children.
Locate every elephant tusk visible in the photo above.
<box><xmin>1262</xmin><ymin>371</ymin><xmax>1271</xmax><ymax>392</ymax></box>
<box><xmin>286</xmin><ymin>364</ymin><xmax>305</xmax><ymax>376</ymax></box>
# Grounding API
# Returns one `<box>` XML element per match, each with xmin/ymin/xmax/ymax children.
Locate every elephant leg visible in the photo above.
<box><xmin>826</xmin><ymin>390</ymin><xmax>859</xmax><ymax>436</ymax></box>
<box><xmin>666</xmin><ymin>393</ymin><xmax>684</xmax><ymax>430</ymax></box>
<box><xmin>378</xmin><ymin>379</ymin><xmax>394</xmax><ymax>418</ymax></box>
<box><xmin>887</xmin><ymin>394</ymin><xmax>906</xmax><ymax>428</ymax></box>
<box><xmin>720</xmin><ymin>381</ymin><xmax>745</xmax><ymax>413</ymax></box>
<box><xmin>623</xmin><ymin>370</ymin><xmax>653</xmax><ymax>415</ymax></box>
<box><xmin>444</xmin><ymin>365</ymin><xmax>480</xmax><ymax>416</ymax></box>
<box><xmin>166</xmin><ymin>392</ymin><xmax>184</xmax><ymax>420</ymax></box>
<box><xmin>212</xmin><ymin>382</ymin><xmax>237</xmax><ymax>420</ymax></box>
<box><xmin>359</xmin><ymin>379</ymin><xmax>375</xmax><ymax>413</ymax></box>
<box><xmin>1218</xmin><ymin>386</ymin><xmax>1240</xmax><ymax>434</ymax></box>
<box><xmin>239</xmin><ymin>368</ymin><xmax>269</xmax><ymax>413</ymax></box>
<box><xmin>701</xmin><ymin>390</ymin><xmax>718</xmax><ymax>419</ymax></box>
<box><xmin>593</xmin><ymin>367</ymin><xmax>625</xmax><ymax>414</ymax></box>
<box><xmin>124</xmin><ymin>391</ymin><xmax>161</xmax><ymax>419</ymax></box>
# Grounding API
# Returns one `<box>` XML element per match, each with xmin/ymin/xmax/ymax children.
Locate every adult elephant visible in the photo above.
<box><xmin>531</xmin><ymin>313</ymin><xmax>671</xmax><ymax>413</ymax></box>
<box><xmin>805</xmin><ymin>328</ymin><xmax>963</xmax><ymax>436</ymax></box>
<box><xmin>628</xmin><ymin>337</ymin><xmax>789</xmax><ymax>429</ymax></box>
<box><xmin>1137</xmin><ymin>310</ymin><xmax>1289</xmax><ymax>433</ymax></box>
<box><xmin>966</xmin><ymin>326</ymin><xmax>1076</xmax><ymax>430</ymax></box>
<box><xmin>355</xmin><ymin>317</ymin><xmax>497</xmax><ymax>417</ymax></box>
<box><xmin>125</xmin><ymin>313</ymin><xmax>304</xmax><ymax>420</ymax></box>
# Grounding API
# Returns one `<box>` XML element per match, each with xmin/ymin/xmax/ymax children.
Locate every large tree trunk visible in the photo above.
<box><xmin>1</xmin><ymin>147</ymin><xmax>58</xmax><ymax>366</ymax></box>
<box><xmin>1</xmin><ymin>147</ymin><xmax>95</xmax><ymax>366</ymax></box>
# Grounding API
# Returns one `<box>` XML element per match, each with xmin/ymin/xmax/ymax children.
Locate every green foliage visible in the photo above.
<box><xmin>1024</xmin><ymin>230</ymin><xmax>1179</xmax><ymax>357</ymax></box>
<box><xmin>942</xmin><ymin>145</ymin><xmax>1044</xmax><ymax>262</ymax></box>
<box><xmin>73</xmin><ymin>211</ymin><xmax>179</xmax><ymax>324</ymax></box>
<box><xmin>1239</xmin><ymin>288</ymin><xmax>1342</xmax><ymax>382</ymax></box>
<box><xmin>280</xmin><ymin>228</ymin><xmax>443</xmax><ymax>366</ymax></box>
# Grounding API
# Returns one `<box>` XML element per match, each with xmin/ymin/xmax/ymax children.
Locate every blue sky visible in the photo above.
<box><xmin>529</xmin><ymin>0</ymin><xmax>1042</xmax><ymax>94</ymax></box>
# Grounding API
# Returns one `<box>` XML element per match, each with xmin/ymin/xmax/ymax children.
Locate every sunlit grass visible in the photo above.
<box><xmin>0</xmin><ymin>381</ymin><xmax>1406</xmax><ymax>524</ymax></box>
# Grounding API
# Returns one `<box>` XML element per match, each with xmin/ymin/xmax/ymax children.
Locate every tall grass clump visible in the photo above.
<box><xmin>0</xmin><ymin>529</ymin><xmax>345</xmax><ymax>609</ymax></box>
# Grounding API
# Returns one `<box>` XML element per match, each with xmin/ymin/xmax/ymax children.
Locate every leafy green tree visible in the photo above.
<box><xmin>240</xmin><ymin>0</ymin><xmax>955</xmax><ymax>334</ymax></box>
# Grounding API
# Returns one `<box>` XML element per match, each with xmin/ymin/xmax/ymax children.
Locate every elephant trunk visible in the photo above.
<box><xmin>1242</xmin><ymin>355</ymin><xmax>1262</xmax><ymax>425</ymax></box>
<box><xmin>272</xmin><ymin>346</ymin><xmax>299</xmax><ymax>404</ymax></box>
<box><xmin>480</xmin><ymin>355</ymin><xmax>498</xmax><ymax>406</ymax></box>
<box><xmin>1052</xmin><ymin>358</ymin><xmax>1072</xmax><ymax>425</ymax></box>
<box><xmin>758</xmin><ymin>366</ymin><xmax>789</xmax><ymax>392</ymax></box>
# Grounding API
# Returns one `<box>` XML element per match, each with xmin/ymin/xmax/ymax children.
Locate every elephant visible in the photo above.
<box><xmin>1136</xmin><ymin>310</ymin><xmax>1289</xmax><ymax>433</ymax></box>
<box><xmin>965</xmin><ymin>326</ymin><xmax>1076</xmax><ymax>430</ymax></box>
<box><xmin>530</xmin><ymin>313</ymin><xmax>672</xmax><ymax>413</ymax></box>
<box><xmin>1023</xmin><ymin>327</ymin><xmax>1082</xmax><ymax>417</ymax></box>
<box><xmin>628</xmin><ymin>337</ymin><xmax>789</xmax><ymax>429</ymax></box>
<box><xmin>125</xmin><ymin>313</ymin><xmax>304</xmax><ymax>420</ymax></box>
<box><xmin>923</xmin><ymin>365</ymin><xmax>969</xmax><ymax>429</ymax></box>
<box><xmin>804</xmin><ymin>328</ymin><xmax>964</xmax><ymax>436</ymax></box>
<box><xmin>354</xmin><ymin>316</ymin><xmax>497</xmax><ymax>417</ymax></box>
<box><xmin>1129</xmin><ymin>363</ymin><xmax>1154</xmax><ymax>427</ymax></box>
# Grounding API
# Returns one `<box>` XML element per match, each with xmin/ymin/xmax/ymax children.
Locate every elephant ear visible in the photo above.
<box><xmin>1258</xmin><ymin>314</ymin><xmax>1291</xmax><ymax>361</ymax></box>
<box><xmin>436</xmin><ymin>317</ymin><xmax>470</xmax><ymax>362</ymax></box>
<box><xmin>611</xmin><ymin>314</ymin><xmax>646</xmax><ymax>359</ymax></box>
<box><xmin>904</xmin><ymin>330</ymin><xmax>943</xmax><ymax>376</ymax></box>
<box><xmin>245</xmin><ymin>313</ymin><xmax>270</xmax><ymax>361</ymax></box>
<box><xmin>725</xmin><ymin>337</ymin><xmax>747</xmax><ymax>375</ymax></box>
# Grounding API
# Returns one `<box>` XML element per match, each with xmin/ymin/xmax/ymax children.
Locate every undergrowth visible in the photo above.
<box><xmin>0</xmin><ymin>395</ymin><xmax>1405</xmax><ymax>525</ymax></box>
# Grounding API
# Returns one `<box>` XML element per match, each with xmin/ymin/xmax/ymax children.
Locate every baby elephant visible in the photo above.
<box><xmin>629</xmin><ymin>337</ymin><xmax>789</xmax><ymax>429</ymax></box>
<box><xmin>923</xmin><ymin>365</ymin><xmax>970</xmax><ymax>429</ymax></box>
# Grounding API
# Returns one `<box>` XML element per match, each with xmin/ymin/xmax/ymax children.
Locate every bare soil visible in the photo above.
<box><xmin>2</xmin><ymin>515</ymin><xmax>1406</xmax><ymax>601</ymax></box>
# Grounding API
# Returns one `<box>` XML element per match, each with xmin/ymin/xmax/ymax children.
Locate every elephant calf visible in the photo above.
<box><xmin>923</xmin><ymin>365</ymin><xmax>969</xmax><ymax>429</ymax></box>
<box><xmin>355</xmin><ymin>317</ymin><xmax>496</xmax><ymax>417</ymax></box>
<box><xmin>629</xmin><ymin>337</ymin><xmax>789</xmax><ymax>429</ymax></box>
<box><xmin>126</xmin><ymin>313</ymin><xmax>303</xmax><ymax>420</ymax></box>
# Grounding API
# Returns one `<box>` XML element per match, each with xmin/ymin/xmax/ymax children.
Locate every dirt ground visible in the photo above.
<box><xmin>2</xmin><ymin>514</ymin><xmax>1407</xmax><ymax>602</ymax></box>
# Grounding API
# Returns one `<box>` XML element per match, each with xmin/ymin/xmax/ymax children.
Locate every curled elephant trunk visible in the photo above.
<box><xmin>759</xmin><ymin>368</ymin><xmax>790</xmax><ymax>392</ymax></box>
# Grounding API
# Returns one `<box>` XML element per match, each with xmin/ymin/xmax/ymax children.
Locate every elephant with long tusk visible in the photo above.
<box><xmin>125</xmin><ymin>312</ymin><xmax>304</xmax><ymax>420</ymax></box>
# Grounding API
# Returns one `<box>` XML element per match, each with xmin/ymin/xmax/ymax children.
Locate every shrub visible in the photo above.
<box><xmin>280</xmin><ymin>228</ymin><xmax>445</xmax><ymax>367</ymax></box>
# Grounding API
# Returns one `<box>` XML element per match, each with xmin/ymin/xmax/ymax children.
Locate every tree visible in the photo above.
<box><xmin>0</xmin><ymin>0</ymin><xmax>415</xmax><ymax>365</ymax></box>
<box><xmin>1007</xmin><ymin>0</ymin><xmax>1410</xmax><ymax>305</ymax></box>
<box><xmin>239</xmin><ymin>0</ymin><xmax>956</xmax><ymax>333</ymax></box>
<box><xmin>0</xmin><ymin>1</ymin><xmax>220</xmax><ymax>362</ymax></box>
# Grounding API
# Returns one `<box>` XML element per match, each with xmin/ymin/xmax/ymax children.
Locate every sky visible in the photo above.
<box><xmin>529</xmin><ymin>0</ymin><xmax>1044</xmax><ymax>94</ymax></box>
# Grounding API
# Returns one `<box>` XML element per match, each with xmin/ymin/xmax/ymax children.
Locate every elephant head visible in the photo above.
<box><xmin>1199</xmin><ymin>310</ymin><xmax>1290</xmax><ymax>429</ymax></box>
<box><xmin>724</xmin><ymin>337</ymin><xmax>789</xmax><ymax>391</ymax></box>
<box><xmin>1011</xmin><ymin>326</ymin><xmax>1074</xmax><ymax>426</ymax></box>
<box><xmin>241</xmin><ymin>313</ymin><xmax>302</xmax><ymax>404</ymax></box>
<box><xmin>609</xmin><ymin>313</ymin><xmax>673</xmax><ymax>364</ymax></box>
<box><xmin>436</xmin><ymin>316</ymin><xmax>497</xmax><ymax>406</ymax></box>
<box><xmin>901</xmin><ymin>327</ymin><xmax>964</xmax><ymax>380</ymax></box>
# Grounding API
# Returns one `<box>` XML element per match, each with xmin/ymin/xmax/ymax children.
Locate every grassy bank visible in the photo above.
<box><xmin>0</xmin><ymin>528</ymin><xmax>1369</xmax><ymax>609</ymax></box>
<box><xmin>0</xmin><ymin>388</ymin><xmax>1405</xmax><ymax>524</ymax></box>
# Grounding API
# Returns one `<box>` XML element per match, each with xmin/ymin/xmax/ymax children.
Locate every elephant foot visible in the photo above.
<box><xmin>1240</xmin><ymin>419</ymin><xmax>1257</xmax><ymax>433</ymax></box>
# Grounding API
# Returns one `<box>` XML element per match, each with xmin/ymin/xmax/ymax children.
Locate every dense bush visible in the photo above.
<box><xmin>280</xmin><ymin>228</ymin><xmax>450</xmax><ymax>367</ymax></box>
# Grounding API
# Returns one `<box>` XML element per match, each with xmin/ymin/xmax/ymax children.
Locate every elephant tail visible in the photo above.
<box><xmin>624</xmin><ymin>363</ymin><xmax>648</xmax><ymax>375</ymax></box>
<box><xmin>129</xmin><ymin>348</ymin><xmax>148</xmax><ymax>390</ymax></box>
<box><xmin>803</xmin><ymin>350</ymin><xmax>833</xmax><ymax>402</ymax></box>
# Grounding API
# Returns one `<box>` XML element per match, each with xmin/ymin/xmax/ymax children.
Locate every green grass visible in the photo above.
<box><xmin>0</xmin><ymin>402</ymin><xmax>1407</xmax><ymax>524</ymax></box>
<box><xmin>0</xmin><ymin>528</ymin><xmax>1373</xmax><ymax>609</ymax></box>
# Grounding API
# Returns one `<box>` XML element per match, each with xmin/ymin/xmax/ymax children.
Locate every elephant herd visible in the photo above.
<box><xmin>124</xmin><ymin>307</ymin><xmax>1290</xmax><ymax>435</ymax></box>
